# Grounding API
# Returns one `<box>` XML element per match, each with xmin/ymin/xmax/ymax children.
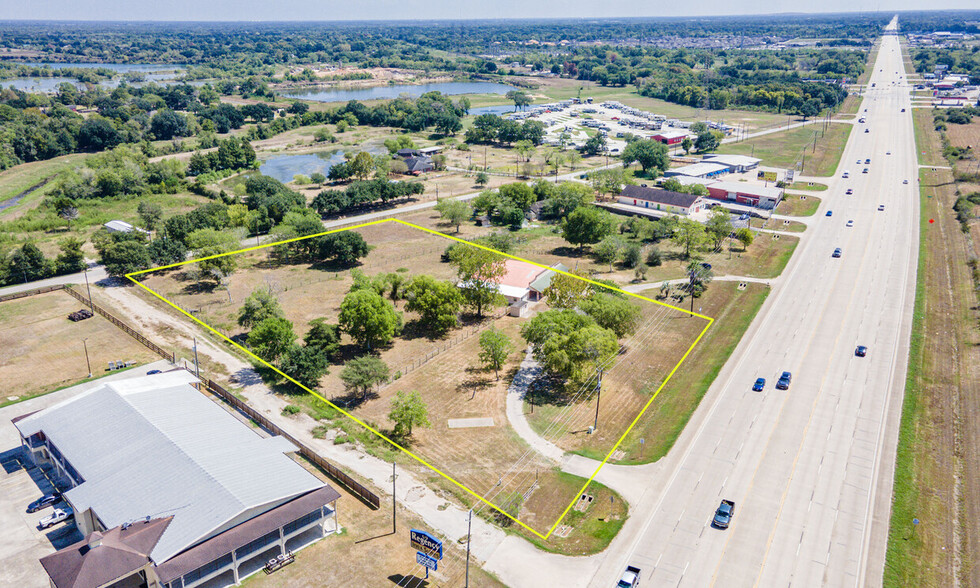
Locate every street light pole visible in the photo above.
<box><xmin>82</xmin><ymin>338</ymin><xmax>92</xmax><ymax>378</ymax></box>
<box><xmin>392</xmin><ymin>461</ymin><xmax>397</xmax><ymax>534</ymax></box>
<box><xmin>465</xmin><ymin>509</ymin><xmax>473</xmax><ymax>587</ymax></box>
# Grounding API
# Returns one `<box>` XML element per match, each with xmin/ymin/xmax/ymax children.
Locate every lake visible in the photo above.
<box><xmin>14</xmin><ymin>62</ymin><xmax>185</xmax><ymax>73</ymax></box>
<box><xmin>259</xmin><ymin>148</ymin><xmax>385</xmax><ymax>184</ymax></box>
<box><xmin>280</xmin><ymin>81</ymin><xmax>519</xmax><ymax>103</ymax></box>
<box><xmin>1</xmin><ymin>75</ymin><xmax>202</xmax><ymax>93</ymax></box>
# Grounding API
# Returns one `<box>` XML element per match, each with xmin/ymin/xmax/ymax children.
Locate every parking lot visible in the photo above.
<box><xmin>0</xmin><ymin>359</ymin><xmax>173</xmax><ymax>587</ymax></box>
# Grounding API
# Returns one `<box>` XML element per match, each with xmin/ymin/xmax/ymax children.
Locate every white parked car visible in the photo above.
<box><xmin>39</xmin><ymin>507</ymin><xmax>73</xmax><ymax>529</ymax></box>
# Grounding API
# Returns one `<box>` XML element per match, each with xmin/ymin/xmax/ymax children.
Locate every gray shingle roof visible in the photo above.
<box><xmin>14</xmin><ymin>372</ymin><xmax>323</xmax><ymax>564</ymax></box>
<box><xmin>621</xmin><ymin>185</ymin><xmax>702</xmax><ymax>209</ymax></box>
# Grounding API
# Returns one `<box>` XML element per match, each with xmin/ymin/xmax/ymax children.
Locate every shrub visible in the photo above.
<box><xmin>282</xmin><ymin>404</ymin><xmax>301</xmax><ymax>416</ymax></box>
<box><xmin>646</xmin><ymin>247</ymin><xmax>663</xmax><ymax>266</ymax></box>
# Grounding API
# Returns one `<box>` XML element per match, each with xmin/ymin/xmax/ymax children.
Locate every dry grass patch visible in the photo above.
<box><xmin>0</xmin><ymin>290</ymin><xmax>159</xmax><ymax>406</ymax></box>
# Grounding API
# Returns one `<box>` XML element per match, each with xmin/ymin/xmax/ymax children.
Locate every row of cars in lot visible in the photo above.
<box><xmin>27</xmin><ymin>491</ymin><xmax>74</xmax><ymax>530</ymax></box>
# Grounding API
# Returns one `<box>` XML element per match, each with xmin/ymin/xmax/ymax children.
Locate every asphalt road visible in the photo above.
<box><xmin>590</xmin><ymin>23</ymin><xmax>917</xmax><ymax>588</ymax></box>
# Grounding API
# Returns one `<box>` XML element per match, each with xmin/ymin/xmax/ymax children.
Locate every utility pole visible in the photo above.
<box><xmin>82</xmin><ymin>338</ymin><xmax>92</xmax><ymax>378</ymax></box>
<box><xmin>465</xmin><ymin>509</ymin><xmax>473</xmax><ymax>587</ymax></box>
<box><xmin>84</xmin><ymin>266</ymin><xmax>93</xmax><ymax>308</ymax></box>
<box><xmin>193</xmin><ymin>337</ymin><xmax>200</xmax><ymax>378</ymax></box>
<box><xmin>593</xmin><ymin>367</ymin><xmax>603</xmax><ymax>432</ymax></box>
<box><xmin>392</xmin><ymin>461</ymin><xmax>397</xmax><ymax>534</ymax></box>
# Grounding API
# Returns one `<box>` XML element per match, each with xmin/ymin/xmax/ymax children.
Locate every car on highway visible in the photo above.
<box><xmin>147</xmin><ymin>369</ymin><xmax>162</xmax><ymax>375</ymax></box>
<box><xmin>862</xmin><ymin>168</ymin><xmax>869</xmax><ymax>174</ymax></box>
<box><xmin>846</xmin><ymin>188</ymin><xmax>853</xmax><ymax>195</ymax></box>
<box><xmin>865</xmin><ymin>129</ymin><xmax>870</xmax><ymax>133</ymax></box>
<box><xmin>846</xmin><ymin>220</ymin><xmax>854</xmax><ymax>227</ymax></box>
<box><xmin>842</xmin><ymin>171</ymin><xmax>849</xmax><ymax>178</ymax></box>
<box><xmin>713</xmin><ymin>500</ymin><xmax>736</xmax><ymax>529</ymax></box>
<box><xmin>826</xmin><ymin>210</ymin><xmax>833</xmax><ymax>217</ymax></box>
<box><xmin>833</xmin><ymin>248</ymin><xmax>842</xmax><ymax>258</ymax></box>
<box><xmin>38</xmin><ymin>506</ymin><xmax>73</xmax><ymax>530</ymax></box>
<box><xmin>27</xmin><ymin>493</ymin><xmax>60</xmax><ymax>513</ymax></box>
<box><xmin>776</xmin><ymin>371</ymin><xmax>792</xmax><ymax>390</ymax></box>
<box><xmin>865</xmin><ymin>158</ymin><xmax>871</xmax><ymax>164</ymax></box>
<box><xmin>901</xmin><ymin>108</ymin><xmax>906</xmax><ymax>112</ymax></box>
<box><xmin>617</xmin><ymin>565</ymin><xmax>642</xmax><ymax>588</ymax></box>
<box><xmin>886</xmin><ymin>151</ymin><xmax>891</xmax><ymax>155</ymax></box>
<box><xmin>753</xmin><ymin>377</ymin><xmax>766</xmax><ymax>392</ymax></box>
<box><xmin>855</xmin><ymin>346</ymin><xmax>868</xmax><ymax>357</ymax></box>
<box><xmin>903</xmin><ymin>179</ymin><xmax>909</xmax><ymax>184</ymax></box>
<box><xmin>878</xmin><ymin>204</ymin><xmax>885</xmax><ymax>211</ymax></box>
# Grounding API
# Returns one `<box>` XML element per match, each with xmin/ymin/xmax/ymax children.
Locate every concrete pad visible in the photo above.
<box><xmin>447</xmin><ymin>417</ymin><xmax>495</xmax><ymax>429</ymax></box>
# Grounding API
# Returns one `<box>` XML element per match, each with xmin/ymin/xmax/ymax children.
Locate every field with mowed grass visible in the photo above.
<box><xmin>715</xmin><ymin>121</ymin><xmax>852</xmax><ymax>177</ymax></box>
<box><xmin>0</xmin><ymin>289</ymin><xmax>160</xmax><ymax>407</ymax></box>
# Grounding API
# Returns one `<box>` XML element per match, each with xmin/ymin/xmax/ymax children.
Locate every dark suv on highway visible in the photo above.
<box><xmin>776</xmin><ymin>371</ymin><xmax>792</xmax><ymax>390</ymax></box>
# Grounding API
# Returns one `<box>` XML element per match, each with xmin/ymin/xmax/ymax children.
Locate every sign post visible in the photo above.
<box><xmin>416</xmin><ymin>552</ymin><xmax>438</xmax><ymax>579</ymax></box>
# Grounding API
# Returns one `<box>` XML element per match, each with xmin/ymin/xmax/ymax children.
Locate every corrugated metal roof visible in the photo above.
<box><xmin>14</xmin><ymin>372</ymin><xmax>323</xmax><ymax>564</ymax></box>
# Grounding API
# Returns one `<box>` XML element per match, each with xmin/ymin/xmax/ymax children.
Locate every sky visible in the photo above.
<box><xmin>3</xmin><ymin>0</ymin><xmax>978</xmax><ymax>22</ymax></box>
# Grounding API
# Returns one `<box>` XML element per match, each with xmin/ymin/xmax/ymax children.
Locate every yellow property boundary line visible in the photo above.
<box><xmin>127</xmin><ymin>218</ymin><xmax>714</xmax><ymax>540</ymax></box>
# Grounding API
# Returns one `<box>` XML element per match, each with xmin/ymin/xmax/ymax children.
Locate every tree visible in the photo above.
<box><xmin>137</xmin><ymin>201</ymin><xmax>164</xmax><ymax>232</ymax></box>
<box><xmin>304</xmin><ymin>318</ymin><xmax>341</xmax><ymax>357</ymax></box>
<box><xmin>686</xmin><ymin>258</ymin><xmax>714</xmax><ymax>314</ymax></box>
<box><xmin>150</xmin><ymin>109</ymin><xmax>190</xmax><ymax>140</ymax></box>
<box><xmin>562</xmin><ymin>206</ymin><xmax>615</xmax><ymax>250</ymax></box>
<box><xmin>238</xmin><ymin>287</ymin><xmax>284</xmax><ymax>329</ymax></box>
<box><xmin>705</xmin><ymin>208</ymin><xmax>733</xmax><ymax>250</ymax></box>
<box><xmin>621</xmin><ymin>243</ymin><xmax>642</xmax><ymax>269</ymax></box>
<box><xmin>55</xmin><ymin>237</ymin><xmax>86</xmax><ymax>275</ymax></box>
<box><xmin>505</xmin><ymin>90</ymin><xmax>533</xmax><ymax>110</ymax></box>
<box><xmin>522</xmin><ymin>311</ymin><xmax>619</xmax><ymax>386</ymax></box>
<box><xmin>315</xmin><ymin>231</ymin><xmax>369</xmax><ymax>267</ymax></box>
<box><xmin>101</xmin><ymin>241</ymin><xmax>150</xmax><ymax>278</ymax></box>
<box><xmin>582</xmin><ymin>133</ymin><xmax>607</xmax><ymax>156</ymax></box>
<box><xmin>186</xmin><ymin>228</ymin><xmax>238</xmax><ymax>282</ymax></box>
<box><xmin>53</xmin><ymin>197</ymin><xmax>79</xmax><ymax>230</ymax></box>
<box><xmin>593</xmin><ymin>235</ymin><xmax>624</xmax><ymax>271</ymax></box>
<box><xmin>148</xmin><ymin>238</ymin><xmax>186</xmax><ymax>266</ymax></box>
<box><xmin>735</xmin><ymin>227</ymin><xmax>754</xmax><ymax>251</ymax></box>
<box><xmin>479</xmin><ymin>327</ymin><xmax>514</xmax><ymax>380</ymax></box>
<box><xmin>672</xmin><ymin>218</ymin><xmax>708</xmax><ymax>258</ymax></box>
<box><xmin>347</xmin><ymin>151</ymin><xmax>375</xmax><ymax>180</ymax></box>
<box><xmin>695</xmin><ymin>130</ymin><xmax>720</xmax><ymax>153</ymax></box>
<box><xmin>543</xmin><ymin>270</ymin><xmax>592</xmax><ymax>309</ymax></box>
<box><xmin>681</xmin><ymin>136</ymin><xmax>694</xmax><ymax>154</ymax></box>
<box><xmin>543</xmin><ymin>182</ymin><xmax>594</xmax><ymax>219</ymax></box>
<box><xmin>388</xmin><ymin>390</ymin><xmax>430</xmax><ymax>437</ymax></box>
<box><xmin>475</xmin><ymin>171</ymin><xmax>489</xmax><ymax>187</ymax></box>
<box><xmin>580</xmin><ymin>293</ymin><xmax>641</xmax><ymax>338</ymax></box>
<box><xmin>405</xmin><ymin>275</ymin><xmax>463</xmax><ymax>335</ymax></box>
<box><xmin>338</xmin><ymin>289</ymin><xmax>401</xmax><ymax>349</ymax></box>
<box><xmin>77</xmin><ymin>117</ymin><xmax>121</xmax><ymax>151</ymax></box>
<box><xmin>435</xmin><ymin>199</ymin><xmax>472</xmax><ymax>233</ymax></box>
<box><xmin>279</xmin><ymin>344</ymin><xmax>328</xmax><ymax>389</ymax></box>
<box><xmin>800</xmin><ymin>98</ymin><xmax>821</xmax><ymax>120</ymax></box>
<box><xmin>448</xmin><ymin>245</ymin><xmax>506</xmax><ymax>318</ymax></box>
<box><xmin>247</xmin><ymin>317</ymin><xmax>296</xmax><ymax>362</ymax></box>
<box><xmin>498</xmin><ymin>182</ymin><xmax>535</xmax><ymax>211</ymax></box>
<box><xmin>621</xmin><ymin>139</ymin><xmax>669</xmax><ymax>175</ymax></box>
<box><xmin>340</xmin><ymin>356</ymin><xmax>390</xmax><ymax>399</ymax></box>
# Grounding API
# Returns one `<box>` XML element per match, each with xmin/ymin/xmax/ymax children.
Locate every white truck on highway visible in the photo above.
<box><xmin>617</xmin><ymin>565</ymin><xmax>641</xmax><ymax>587</ymax></box>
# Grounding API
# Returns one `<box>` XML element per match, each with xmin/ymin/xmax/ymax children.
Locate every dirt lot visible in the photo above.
<box><xmin>246</xmin><ymin>458</ymin><xmax>506</xmax><ymax>588</ymax></box>
<box><xmin>0</xmin><ymin>290</ymin><xmax>159</xmax><ymax>407</ymax></box>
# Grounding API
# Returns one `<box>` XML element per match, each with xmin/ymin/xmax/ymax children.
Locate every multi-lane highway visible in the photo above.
<box><xmin>592</xmin><ymin>22</ymin><xmax>917</xmax><ymax>587</ymax></box>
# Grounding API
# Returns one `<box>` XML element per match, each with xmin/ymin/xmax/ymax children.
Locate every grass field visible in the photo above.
<box><xmin>789</xmin><ymin>181</ymin><xmax>828</xmax><ymax>191</ymax></box>
<box><xmin>715</xmin><ymin>122</ymin><xmax>853</xmax><ymax>177</ymax></box>
<box><xmin>0</xmin><ymin>290</ymin><xmax>159</xmax><ymax>407</ymax></box>
<box><xmin>750</xmin><ymin>217</ymin><xmax>807</xmax><ymax>232</ymax></box>
<box><xmin>775</xmin><ymin>192</ymin><xmax>822</xmax><ymax>217</ymax></box>
<box><xmin>136</xmin><ymin>219</ymin><xmax>642</xmax><ymax>547</ymax></box>
<box><xmin>0</xmin><ymin>154</ymin><xmax>86</xmax><ymax>214</ymax></box>
<box><xmin>883</xmin><ymin>87</ymin><xmax>973</xmax><ymax>588</ymax></box>
<box><xmin>598</xmin><ymin>282</ymin><xmax>769</xmax><ymax>464</ymax></box>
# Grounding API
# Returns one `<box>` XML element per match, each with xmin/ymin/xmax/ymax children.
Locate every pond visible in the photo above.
<box><xmin>258</xmin><ymin>149</ymin><xmax>384</xmax><ymax>184</ymax></box>
<box><xmin>468</xmin><ymin>104</ymin><xmax>520</xmax><ymax>117</ymax></box>
<box><xmin>14</xmin><ymin>62</ymin><xmax>186</xmax><ymax>73</ymax></box>
<box><xmin>280</xmin><ymin>81</ymin><xmax>519</xmax><ymax>103</ymax></box>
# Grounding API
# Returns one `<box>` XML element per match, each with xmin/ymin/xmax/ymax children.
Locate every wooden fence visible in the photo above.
<box><xmin>202</xmin><ymin>378</ymin><xmax>381</xmax><ymax>510</ymax></box>
<box><xmin>62</xmin><ymin>285</ymin><xmax>176</xmax><ymax>363</ymax></box>
<box><xmin>0</xmin><ymin>284</ymin><xmax>64</xmax><ymax>304</ymax></box>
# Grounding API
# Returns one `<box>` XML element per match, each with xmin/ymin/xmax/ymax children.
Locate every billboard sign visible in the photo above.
<box><xmin>416</xmin><ymin>551</ymin><xmax>438</xmax><ymax>571</ymax></box>
<box><xmin>410</xmin><ymin>529</ymin><xmax>443</xmax><ymax>560</ymax></box>
<box><xmin>760</xmin><ymin>171</ymin><xmax>778</xmax><ymax>182</ymax></box>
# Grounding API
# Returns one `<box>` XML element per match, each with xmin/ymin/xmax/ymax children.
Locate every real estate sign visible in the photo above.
<box><xmin>410</xmin><ymin>529</ymin><xmax>443</xmax><ymax>560</ymax></box>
